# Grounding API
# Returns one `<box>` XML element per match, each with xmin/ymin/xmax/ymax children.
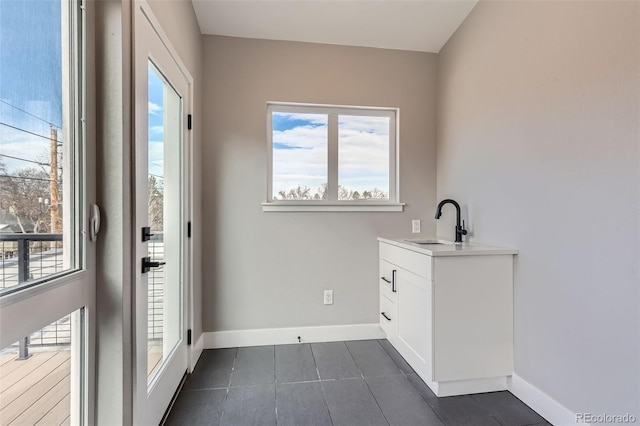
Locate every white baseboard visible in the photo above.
<box><xmin>509</xmin><ymin>374</ymin><xmax>583</xmax><ymax>426</ymax></box>
<box><xmin>431</xmin><ymin>376</ymin><xmax>508</xmax><ymax>397</ymax></box>
<box><xmin>203</xmin><ymin>323</ymin><xmax>385</xmax><ymax>349</ymax></box>
<box><xmin>189</xmin><ymin>333</ymin><xmax>204</xmax><ymax>373</ymax></box>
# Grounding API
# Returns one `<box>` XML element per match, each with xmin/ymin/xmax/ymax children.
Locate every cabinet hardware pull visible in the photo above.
<box><xmin>381</xmin><ymin>312</ymin><xmax>391</xmax><ymax>321</ymax></box>
<box><xmin>381</xmin><ymin>276</ymin><xmax>391</xmax><ymax>284</ymax></box>
<box><xmin>392</xmin><ymin>270</ymin><xmax>397</xmax><ymax>292</ymax></box>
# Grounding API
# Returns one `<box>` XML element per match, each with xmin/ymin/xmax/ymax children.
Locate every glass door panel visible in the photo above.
<box><xmin>0</xmin><ymin>308</ymin><xmax>84</xmax><ymax>425</ymax></box>
<box><xmin>146</xmin><ymin>62</ymin><xmax>182</xmax><ymax>385</ymax></box>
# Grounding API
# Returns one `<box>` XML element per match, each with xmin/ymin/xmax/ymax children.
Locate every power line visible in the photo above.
<box><xmin>0</xmin><ymin>174</ymin><xmax>60</xmax><ymax>183</ymax></box>
<box><xmin>0</xmin><ymin>100</ymin><xmax>61</xmax><ymax>129</ymax></box>
<box><xmin>0</xmin><ymin>154</ymin><xmax>52</xmax><ymax>167</ymax></box>
<box><xmin>0</xmin><ymin>122</ymin><xmax>63</xmax><ymax>144</ymax></box>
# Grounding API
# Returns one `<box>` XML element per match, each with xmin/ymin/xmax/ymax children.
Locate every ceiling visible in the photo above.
<box><xmin>191</xmin><ymin>0</ymin><xmax>478</xmax><ymax>53</ymax></box>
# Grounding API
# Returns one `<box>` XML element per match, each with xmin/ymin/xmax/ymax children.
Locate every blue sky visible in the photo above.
<box><xmin>0</xmin><ymin>0</ymin><xmax>62</xmax><ymax>173</ymax></box>
<box><xmin>0</xmin><ymin>0</ymin><xmax>165</xmax><ymax>182</ymax></box>
<box><xmin>148</xmin><ymin>64</ymin><xmax>165</xmax><ymax>180</ymax></box>
<box><xmin>272</xmin><ymin>112</ymin><xmax>390</xmax><ymax>197</ymax></box>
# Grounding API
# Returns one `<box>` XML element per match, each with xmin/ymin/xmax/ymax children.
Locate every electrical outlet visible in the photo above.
<box><xmin>324</xmin><ymin>290</ymin><xmax>333</xmax><ymax>305</ymax></box>
<box><xmin>412</xmin><ymin>220</ymin><xmax>421</xmax><ymax>234</ymax></box>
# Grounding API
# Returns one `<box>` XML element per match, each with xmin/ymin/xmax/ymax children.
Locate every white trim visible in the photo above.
<box><xmin>426</xmin><ymin>376</ymin><xmax>508</xmax><ymax>397</ymax></box>
<box><xmin>189</xmin><ymin>333</ymin><xmax>204</xmax><ymax>373</ymax></box>
<box><xmin>262</xmin><ymin>202</ymin><xmax>404</xmax><ymax>212</ymax></box>
<box><xmin>0</xmin><ymin>269</ymin><xmax>87</xmax><ymax>309</ymax></box>
<box><xmin>203</xmin><ymin>324</ymin><xmax>385</xmax><ymax>349</ymax></box>
<box><xmin>509</xmin><ymin>374</ymin><xmax>583</xmax><ymax>426</ymax></box>
<box><xmin>0</xmin><ymin>273</ymin><xmax>91</xmax><ymax>349</ymax></box>
<box><xmin>266</xmin><ymin>102</ymin><xmax>400</xmax><ymax>208</ymax></box>
<box><xmin>268</xmin><ymin>101</ymin><xmax>399</xmax><ymax>113</ymax></box>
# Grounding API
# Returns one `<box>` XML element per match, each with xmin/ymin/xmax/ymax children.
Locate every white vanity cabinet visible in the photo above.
<box><xmin>378</xmin><ymin>238</ymin><xmax>516</xmax><ymax>397</ymax></box>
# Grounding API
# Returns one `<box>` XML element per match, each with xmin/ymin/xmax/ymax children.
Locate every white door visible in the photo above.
<box><xmin>134</xmin><ymin>3</ymin><xmax>191</xmax><ymax>424</ymax></box>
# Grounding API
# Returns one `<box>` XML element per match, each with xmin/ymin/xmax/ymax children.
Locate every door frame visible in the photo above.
<box><xmin>132</xmin><ymin>1</ymin><xmax>194</xmax><ymax>424</ymax></box>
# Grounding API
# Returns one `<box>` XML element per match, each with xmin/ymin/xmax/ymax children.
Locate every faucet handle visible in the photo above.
<box><xmin>461</xmin><ymin>220</ymin><xmax>468</xmax><ymax>236</ymax></box>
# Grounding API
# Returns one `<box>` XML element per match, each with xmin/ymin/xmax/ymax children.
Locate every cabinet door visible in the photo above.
<box><xmin>397</xmin><ymin>268</ymin><xmax>432</xmax><ymax>380</ymax></box>
<box><xmin>379</xmin><ymin>293</ymin><xmax>398</xmax><ymax>337</ymax></box>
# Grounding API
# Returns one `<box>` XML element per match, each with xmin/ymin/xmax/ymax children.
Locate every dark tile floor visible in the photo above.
<box><xmin>165</xmin><ymin>339</ymin><xmax>550</xmax><ymax>426</ymax></box>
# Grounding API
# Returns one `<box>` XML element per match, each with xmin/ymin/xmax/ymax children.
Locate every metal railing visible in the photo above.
<box><xmin>0</xmin><ymin>233</ymin><xmax>64</xmax><ymax>290</ymax></box>
<box><xmin>0</xmin><ymin>233</ymin><xmax>67</xmax><ymax>358</ymax></box>
<box><xmin>148</xmin><ymin>234</ymin><xmax>164</xmax><ymax>342</ymax></box>
<box><xmin>0</xmin><ymin>232</ymin><xmax>166</xmax><ymax>357</ymax></box>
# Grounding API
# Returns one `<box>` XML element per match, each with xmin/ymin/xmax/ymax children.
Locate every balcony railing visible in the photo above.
<box><xmin>0</xmin><ymin>232</ymin><xmax>165</xmax><ymax>357</ymax></box>
<box><xmin>0</xmin><ymin>233</ymin><xmax>66</xmax><ymax>358</ymax></box>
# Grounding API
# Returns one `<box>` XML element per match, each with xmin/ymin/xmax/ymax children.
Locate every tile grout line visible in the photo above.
<box><xmin>219</xmin><ymin>347</ymin><xmax>239</xmax><ymax>426</ymax></box>
<box><xmin>375</xmin><ymin>340</ymin><xmax>449</xmax><ymax>426</ymax></box>
<box><xmin>307</xmin><ymin>343</ymin><xmax>321</xmax><ymax>382</ymax></box>
<box><xmin>343</xmin><ymin>341</ymin><xmax>391</xmax><ymax>426</ymax></box>
<box><xmin>341</xmin><ymin>341</ymin><xmax>363</xmax><ymax>379</ymax></box>
<box><xmin>272</xmin><ymin>345</ymin><xmax>278</xmax><ymax>424</ymax></box>
<box><xmin>310</xmin><ymin>343</ymin><xmax>335</xmax><ymax>426</ymax></box>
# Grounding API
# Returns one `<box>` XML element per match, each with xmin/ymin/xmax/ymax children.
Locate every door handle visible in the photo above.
<box><xmin>391</xmin><ymin>270</ymin><xmax>397</xmax><ymax>292</ymax></box>
<box><xmin>381</xmin><ymin>312</ymin><xmax>391</xmax><ymax>321</ymax></box>
<box><xmin>381</xmin><ymin>276</ymin><xmax>391</xmax><ymax>284</ymax></box>
<box><xmin>142</xmin><ymin>256</ymin><xmax>166</xmax><ymax>273</ymax></box>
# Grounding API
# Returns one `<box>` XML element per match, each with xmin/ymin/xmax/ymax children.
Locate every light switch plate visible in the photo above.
<box><xmin>412</xmin><ymin>220</ymin><xmax>421</xmax><ymax>233</ymax></box>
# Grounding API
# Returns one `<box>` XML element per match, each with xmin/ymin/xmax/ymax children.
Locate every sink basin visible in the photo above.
<box><xmin>404</xmin><ymin>239</ymin><xmax>454</xmax><ymax>245</ymax></box>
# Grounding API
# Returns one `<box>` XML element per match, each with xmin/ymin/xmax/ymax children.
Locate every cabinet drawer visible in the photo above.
<box><xmin>379</xmin><ymin>242</ymin><xmax>432</xmax><ymax>279</ymax></box>
<box><xmin>379</xmin><ymin>259</ymin><xmax>398</xmax><ymax>303</ymax></box>
<box><xmin>380</xmin><ymin>294</ymin><xmax>397</xmax><ymax>336</ymax></box>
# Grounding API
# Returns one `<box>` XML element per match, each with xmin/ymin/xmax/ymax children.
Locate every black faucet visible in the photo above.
<box><xmin>434</xmin><ymin>199</ymin><xmax>467</xmax><ymax>243</ymax></box>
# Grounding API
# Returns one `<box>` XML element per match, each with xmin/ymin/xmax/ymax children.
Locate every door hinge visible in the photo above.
<box><xmin>187</xmin><ymin>329</ymin><xmax>192</xmax><ymax>346</ymax></box>
<box><xmin>187</xmin><ymin>221</ymin><xmax>192</xmax><ymax>238</ymax></box>
<box><xmin>187</xmin><ymin>114</ymin><xmax>192</xmax><ymax>130</ymax></box>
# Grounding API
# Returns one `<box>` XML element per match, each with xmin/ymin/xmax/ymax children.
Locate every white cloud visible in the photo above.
<box><xmin>148</xmin><ymin>102</ymin><xmax>162</xmax><ymax>116</ymax></box>
<box><xmin>272</xmin><ymin>114</ymin><xmax>391</xmax><ymax>194</ymax></box>
<box><xmin>0</xmin><ymin>126</ymin><xmax>51</xmax><ymax>172</ymax></box>
<box><xmin>273</xmin><ymin>123</ymin><xmax>327</xmax><ymax>150</ymax></box>
<box><xmin>339</xmin><ymin>115</ymin><xmax>389</xmax><ymax>135</ymax></box>
<box><xmin>149</xmin><ymin>125</ymin><xmax>164</xmax><ymax>136</ymax></box>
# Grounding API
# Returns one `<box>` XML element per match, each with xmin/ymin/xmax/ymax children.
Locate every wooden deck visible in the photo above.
<box><xmin>0</xmin><ymin>344</ymin><xmax>164</xmax><ymax>425</ymax></box>
<box><xmin>0</xmin><ymin>346</ymin><xmax>163</xmax><ymax>426</ymax></box>
<box><xmin>148</xmin><ymin>343</ymin><xmax>163</xmax><ymax>380</ymax></box>
<box><xmin>0</xmin><ymin>349</ymin><xmax>71</xmax><ymax>426</ymax></box>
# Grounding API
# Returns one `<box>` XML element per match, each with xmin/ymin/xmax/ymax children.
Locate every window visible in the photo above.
<box><xmin>0</xmin><ymin>0</ymin><xmax>94</xmax><ymax>424</ymax></box>
<box><xmin>265</xmin><ymin>103</ymin><xmax>402</xmax><ymax>212</ymax></box>
<box><xmin>0</xmin><ymin>0</ymin><xmax>83</xmax><ymax>295</ymax></box>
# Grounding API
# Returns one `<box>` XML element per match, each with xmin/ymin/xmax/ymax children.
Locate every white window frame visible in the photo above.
<box><xmin>0</xmin><ymin>0</ymin><xmax>95</xmax><ymax>424</ymax></box>
<box><xmin>264</xmin><ymin>102</ymin><xmax>403</xmax><ymax>212</ymax></box>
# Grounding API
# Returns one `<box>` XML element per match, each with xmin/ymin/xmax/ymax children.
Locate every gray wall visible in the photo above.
<box><xmin>437</xmin><ymin>1</ymin><xmax>639</xmax><ymax>416</ymax></box>
<box><xmin>202</xmin><ymin>36</ymin><xmax>437</xmax><ymax>332</ymax></box>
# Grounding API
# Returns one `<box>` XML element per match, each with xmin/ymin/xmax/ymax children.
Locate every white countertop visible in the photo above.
<box><xmin>378</xmin><ymin>237</ymin><xmax>518</xmax><ymax>257</ymax></box>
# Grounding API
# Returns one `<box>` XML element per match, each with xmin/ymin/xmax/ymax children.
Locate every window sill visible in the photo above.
<box><xmin>262</xmin><ymin>202</ymin><xmax>405</xmax><ymax>212</ymax></box>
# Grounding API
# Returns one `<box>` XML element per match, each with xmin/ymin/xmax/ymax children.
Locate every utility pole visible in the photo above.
<box><xmin>50</xmin><ymin>127</ymin><xmax>60</xmax><ymax>236</ymax></box>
